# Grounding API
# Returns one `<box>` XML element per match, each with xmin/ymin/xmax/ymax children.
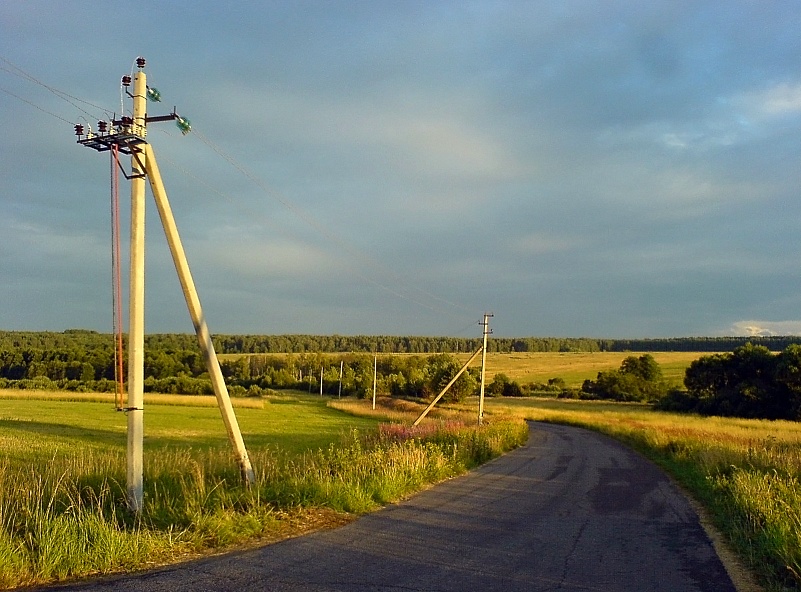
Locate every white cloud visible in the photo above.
<box><xmin>195</xmin><ymin>233</ymin><xmax>339</xmax><ymax>280</ymax></box>
<box><xmin>729</xmin><ymin>320</ymin><xmax>801</xmax><ymax>337</ymax></box>
<box><xmin>742</xmin><ymin>82</ymin><xmax>801</xmax><ymax>118</ymax></box>
<box><xmin>217</xmin><ymin>83</ymin><xmax>528</xmax><ymax>183</ymax></box>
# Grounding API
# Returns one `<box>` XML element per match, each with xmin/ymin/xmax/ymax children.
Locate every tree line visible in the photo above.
<box><xmin>2</xmin><ymin>330</ymin><xmax>800</xmax><ymax>355</ymax></box>
<box><xmin>657</xmin><ymin>343</ymin><xmax>801</xmax><ymax>420</ymax></box>
<box><xmin>574</xmin><ymin>344</ymin><xmax>801</xmax><ymax>420</ymax></box>
<box><xmin>0</xmin><ymin>347</ymin><xmax>484</xmax><ymax>402</ymax></box>
<box><xmin>4</xmin><ymin>331</ymin><xmax>801</xmax><ymax>419</ymax></box>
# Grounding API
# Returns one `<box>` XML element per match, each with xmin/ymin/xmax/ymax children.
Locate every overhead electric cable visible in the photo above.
<box><xmin>156</xmin><ymin>149</ymin><xmax>444</xmax><ymax>314</ymax></box>
<box><xmin>0</xmin><ymin>85</ymin><xmax>75</xmax><ymax>125</ymax></box>
<box><xmin>2</xmin><ymin>57</ymin><xmax>482</xmax><ymax>333</ymax></box>
<box><xmin>0</xmin><ymin>56</ymin><xmax>111</xmax><ymax>120</ymax></box>
<box><xmin>110</xmin><ymin>144</ymin><xmax>125</xmax><ymax>411</ymax></box>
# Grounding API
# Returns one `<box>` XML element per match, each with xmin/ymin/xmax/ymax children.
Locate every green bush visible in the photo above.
<box><xmin>581</xmin><ymin>354</ymin><xmax>667</xmax><ymax>402</ymax></box>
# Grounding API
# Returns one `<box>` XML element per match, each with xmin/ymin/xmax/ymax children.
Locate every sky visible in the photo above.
<box><xmin>2</xmin><ymin>1</ymin><xmax>801</xmax><ymax>339</ymax></box>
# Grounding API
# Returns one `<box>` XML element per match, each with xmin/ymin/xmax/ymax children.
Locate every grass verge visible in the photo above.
<box><xmin>0</xmin><ymin>394</ymin><xmax>525</xmax><ymax>589</ymax></box>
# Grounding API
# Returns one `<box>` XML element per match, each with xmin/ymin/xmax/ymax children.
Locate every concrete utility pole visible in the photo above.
<box><xmin>478</xmin><ymin>313</ymin><xmax>493</xmax><ymax>426</ymax></box>
<box><xmin>127</xmin><ymin>66</ymin><xmax>147</xmax><ymax>512</ymax></box>
<box><xmin>76</xmin><ymin>57</ymin><xmax>255</xmax><ymax>511</ymax></box>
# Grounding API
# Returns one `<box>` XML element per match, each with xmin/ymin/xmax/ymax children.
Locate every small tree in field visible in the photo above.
<box><xmin>582</xmin><ymin>354</ymin><xmax>666</xmax><ymax>402</ymax></box>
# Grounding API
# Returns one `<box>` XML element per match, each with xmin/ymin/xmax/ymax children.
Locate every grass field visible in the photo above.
<box><xmin>4</xmin><ymin>349</ymin><xmax>797</xmax><ymax>590</ymax></box>
<box><xmin>222</xmin><ymin>350</ymin><xmax>703</xmax><ymax>389</ymax></box>
<box><xmin>0</xmin><ymin>390</ymin><xmax>376</xmax><ymax>457</ymax></box>
<box><xmin>455</xmin><ymin>351</ymin><xmax>703</xmax><ymax>388</ymax></box>
<box><xmin>0</xmin><ymin>391</ymin><xmax>526</xmax><ymax>589</ymax></box>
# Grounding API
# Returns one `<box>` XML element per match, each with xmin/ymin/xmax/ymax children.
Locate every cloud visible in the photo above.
<box><xmin>729</xmin><ymin>321</ymin><xmax>801</xmax><ymax>337</ymax></box>
<box><xmin>737</xmin><ymin>82</ymin><xmax>801</xmax><ymax>118</ymax></box>
<box><xmin>195</xmin><ymin>231</ymin><xmax>340</xmax><ymax>280</ymax></box>
<box><xmin>216</xmin><ymin>82</ymin><xmax>527</xmax><ymax>185</ymax></box>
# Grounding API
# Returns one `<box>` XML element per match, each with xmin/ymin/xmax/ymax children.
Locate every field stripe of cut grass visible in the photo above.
<box><xmin>454</xmin><ymin>351</ymin><xmax>703</xmax><ymax>388</ymax></box>
<box><xmin>0</xmin><ymin>389</ymin><xmax>265</xmax><ymax>408</ymax></box>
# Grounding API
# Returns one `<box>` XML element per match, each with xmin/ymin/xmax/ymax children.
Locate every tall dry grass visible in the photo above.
<box><xmin>0</xmin><ymin>401</ymin><xmax>525</xmax><ymax>589</ymax></box>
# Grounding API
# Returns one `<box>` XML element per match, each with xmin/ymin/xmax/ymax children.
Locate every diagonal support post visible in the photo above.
<box><xmin>412</xmin><ymin>346</ymin><xmax>484</xmax><ymax>427</ymax></box>
<box><xmin>143</xmin><ymin>144</ymin><xmax>255</xmax><ymax>486</ymax></box>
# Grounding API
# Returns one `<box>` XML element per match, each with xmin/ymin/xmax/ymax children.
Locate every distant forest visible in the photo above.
<box><xmin>2</xmin><ymin>330</ymin><xmax>801</xmax><ymax>400</ymax></box>
<box><xmin>2</xmin><ymin>330</ymin><xmax>801</xmax><ymax>355</ymax></box>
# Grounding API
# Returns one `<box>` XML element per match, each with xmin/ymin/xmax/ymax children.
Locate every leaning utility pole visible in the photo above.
<box><xmin>412</xmin><ymin>345</ymin><xmax>484</xmax><ymax>427</ymax></box>
<box><xmin>478</xmin><ymin>313</ymin><xmax>493</xmax><ymax>425</ymax></box>
<box><xmin>75</xmin><ymin>57</ymin><xmax>255</xmax><ymax>512</ymax></box>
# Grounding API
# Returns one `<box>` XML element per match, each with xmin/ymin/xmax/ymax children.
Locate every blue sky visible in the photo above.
<box><xmin>2</xmin><ymin>1</ymin><xmax>801</xmax><ymax>339</ymax></box>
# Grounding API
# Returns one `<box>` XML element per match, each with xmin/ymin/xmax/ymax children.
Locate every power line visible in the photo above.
<box><xmin>0</xmin><ymin>85</ymin><xmax>74</xmax><ymax>125</ymax></box>
<box><xmin>0</xmin><ymin>56</ymin><xmax>112</xmax><ymax>121</ymax></box>
<box><xmin>2</xmin><ymin>56</ymin><xmax>481</xmax><ymax>331</ymax></box>
<box><xmin>156</xmin><ymin>146</ymin><xmax>452</xmax><ymax>316</ymax></box>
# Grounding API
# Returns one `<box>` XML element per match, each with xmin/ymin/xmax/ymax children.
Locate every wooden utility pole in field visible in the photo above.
<box><xmin>76</xmin><ymin>57</ymin><xmax>255</xmax><ymax>512</ymax></box>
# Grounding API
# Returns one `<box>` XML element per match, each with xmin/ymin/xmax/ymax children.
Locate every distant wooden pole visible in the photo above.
<box><xmin>478</xmin><ymin>313</ymin><xmax>493</xmax><ymax>426</ymax></box>
<box><xmin>338</xmin><ymin>360</ymin><xmax>343</xmax><ymax>398</ymax></box>
<box><xmin>372</xmin><ymin>355</ymin><xmax>377</xmax><ymax>410</ymax></box>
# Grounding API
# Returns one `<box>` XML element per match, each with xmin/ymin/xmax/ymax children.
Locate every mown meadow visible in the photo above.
<box><xmin>0</xmin><ymin>391</ymin><xmax>527</xmax><ymax>589</ymax></box>
<box><xmin>458</xmin><ymin>350</ymin><xmax>703</xmax><ymax>388</ymax></box>
<box><xmin>476</xmin><ymin>397</ymin><xmax>801</xmax><ymax>591</ymax></box>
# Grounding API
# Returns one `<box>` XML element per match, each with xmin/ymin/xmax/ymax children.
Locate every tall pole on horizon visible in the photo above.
<box><xmin>478</xmin><ymin>312</ymin><xmax>493</xmax><ymax>426</ymax></box>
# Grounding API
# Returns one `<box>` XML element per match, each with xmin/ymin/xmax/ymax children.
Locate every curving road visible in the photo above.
<box><xmin>40</xmin><ymin>422</ymin><xmax>738</xmax><ymax>592</ymax></box>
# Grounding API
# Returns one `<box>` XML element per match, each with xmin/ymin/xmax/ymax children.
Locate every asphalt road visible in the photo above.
<box><xmin>39</xmin><ymin>422</ymin><xmax>738</xmax><ymax>592</ymax></box>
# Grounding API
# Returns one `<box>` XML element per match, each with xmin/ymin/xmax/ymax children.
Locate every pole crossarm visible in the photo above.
<box><xmin>412</xmin><ymin>346</ymin><xmax>484</xmax><ymax>427</ymax></box>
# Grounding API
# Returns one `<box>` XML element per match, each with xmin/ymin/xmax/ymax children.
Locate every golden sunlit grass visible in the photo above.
<box><xmin>0</xmin><ymin>393</ymin><xmax>525</xmax><ymax>589</ymax></box>
<box><xmin>455</xmin><ymin>351</ymin><xmax>704</xmax><ymax>387</ymax></box>
<box><xmin>0</xmin><ymin>389</ymin><xmax>265</xmax><ymax>409</ymax></box>
<box><xmin>329</xmin><ymin>396</ymin><xmax>469</xmax><ymax>424</ymax></box>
